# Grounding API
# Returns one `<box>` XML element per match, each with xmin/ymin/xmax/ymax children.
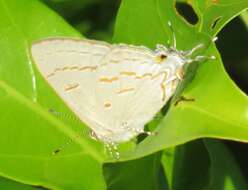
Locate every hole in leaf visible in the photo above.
<box><xmin>216</xmin><ymin>17</ymin><xmax>248</xmax><ymax>94</ymax></box>
<box><xmin>211</xmin><ymin>17</ymin><xmax>222</xmax><ymax>29</ymax></box>
<box><xmin>175</xmin><ymin>2</ymin><xmax>198</xmax><ymax>25</ymax></box>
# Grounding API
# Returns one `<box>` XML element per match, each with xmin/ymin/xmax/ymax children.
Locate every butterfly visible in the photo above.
<box><xmin>31</xmin><ymin>33</ymin><xmax>215</xmax><ymax>158</ymax></box>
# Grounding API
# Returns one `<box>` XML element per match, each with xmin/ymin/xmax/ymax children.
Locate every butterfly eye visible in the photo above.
<box><xmin>156</xmin><ymin>53</ymin><xmax>167</xmax><ymax>63</ymax></box>
<box><xmin>160</xmin><ymin>54</ymin><xmax>167</xmax><ymax>59</ymax></box>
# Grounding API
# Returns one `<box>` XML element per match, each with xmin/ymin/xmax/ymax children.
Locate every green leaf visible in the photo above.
<box><xmin>103</xmin><ymin>153</ymin><xmax>164</xmax><ymax>190</ymax></box>
<box><xmin>160</xmin><ymin>147</ymin><xmax>175</xmax><ymax>189</ymax></box>
<box><xmin>114</xmin><ymin>0</ymin><xmax>248</xmax><ymax>160</ymax></box>
<box><xmin>0</xmin><ymin>0</ymin><xmax>107</xmax><ymax>189</ymax></box>
<box><xmin>0</xmin><ymin>176</ymin><xmax>44</xmax><ymax>190</ymax></box>
<box><xmin>41</xmin><ymin>0</ymin><xmax>99</xmax><ymax>20</ymax></box>
<box><xmin>190</xmin><ymin>0</ymin><xmax>248</xmax><ymax>35</ymax></box>
<box><xmin>161</xmin><ymin>140</ymin><xmax>210</xmax><ymax>190</ymax></box>
<box><xmin>241</xmin><ymin>10</ymin><xmax>248</xmax><ymax>27</ymax></box>
<box><xmin>204</xmin><ymin>139</ymin><xmax>247</xmax><ymax>190</ymax></box>
<box><xmin>161</xmin><ymin>140</ymin><xmax>247</xmax><ymax>190</ymax></box>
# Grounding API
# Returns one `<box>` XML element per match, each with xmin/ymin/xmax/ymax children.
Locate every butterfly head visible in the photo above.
<box><xmin>155</xmin><ymin>43</ymin><xmax>215</xmax><ymax>69</ymax></box>
<box><xmin>155</xmin><ymin>44</ymin><xmax>188</xmax><ymax>68</ymax></box>
<box><xmin>154</xmin><ymin>42</ymin><xmax>215</xmax><ymax>82</ymax></box>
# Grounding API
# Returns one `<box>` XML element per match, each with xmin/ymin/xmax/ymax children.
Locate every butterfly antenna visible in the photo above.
<box><xmin>52</xmin><ymin>138</ymin><xmax>74</xmax><ymax>155</ymax></box>
<box><xmin>49</xmin><ymin>108</ymin><xmax>91</xmax><ymax>155</ymax></box>
<box><xmin>168</xmin><ymin>21</ymin><xmax>177</xmax><ymax>49</ymax></box>
<box><xmin>183</xmin><ymin>37</ymin><xmax>218</xmax><ymax>59</ymax></box>
<box><xmin>49</xmin><ymin>108</ymin><xmax>79</xmax><ymax>123</ymax></box>
<box><xmin>184</xmin><ymin>43</ymin><xmax>204</xmax><ymax>57</ymax></box>
<box><xmin>52</xmin><ymin>128</ymin><xmax>91</xmax><ymax>155</ymax></box>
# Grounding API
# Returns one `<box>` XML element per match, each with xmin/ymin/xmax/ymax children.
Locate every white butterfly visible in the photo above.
<box><xmin>31</xmin><ymin>36</ymin><xmax>214</xmax><ymax>150</ymax></box>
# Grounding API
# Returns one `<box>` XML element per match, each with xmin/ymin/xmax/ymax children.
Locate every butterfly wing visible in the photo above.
<box><xmin>31</xmin><ymin>38</ymin><xmax>171</xmax><ymax>143</ymax></box>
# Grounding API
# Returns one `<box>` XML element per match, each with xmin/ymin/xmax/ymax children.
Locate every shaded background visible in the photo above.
<box><xmin>42</xmin><ymin>0</ymin><xmax>248</xmax><ymax>181</ymax></box>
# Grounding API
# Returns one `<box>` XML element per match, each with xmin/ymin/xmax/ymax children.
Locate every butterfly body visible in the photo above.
<box><xmin>31</xmin><ymin>38</ymin><xmax>191</xmax><ymax>144</ymax></box>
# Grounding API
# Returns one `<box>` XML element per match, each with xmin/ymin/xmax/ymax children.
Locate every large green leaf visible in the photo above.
<box><xmin>0</xmin><ymin>0</ymin><xmax>107</xmax><ymax>189</ymax></box>
<box><xmin>204</xmin><ymin>140</ymin><xmax>247</xmax><ymax>190</ymax></box>
<box><xmin>41</xmin><ymin>0</ymin><xmax>99</xmax><ymax>21</ymax></box>
<box><xmin>103</xmin><ymin>153</ymin><xmax>164</xmax><ymax>190</ymax></box>
<box><xmin>113</xmin><ymin>0</ymin><xmax>248</xmax><ymax>160</ymax></box>
<box><xmin>161</xmin><ymin>140</ymin><xmax>247</xmax><ymax>190</ymax></box>
<box><xmin>162</xmin><ymin>141</ymin><xmax>211</xmax><ymax>190</ymax></box>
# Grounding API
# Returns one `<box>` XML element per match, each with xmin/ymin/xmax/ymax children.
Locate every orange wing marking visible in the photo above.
<box><xmin>104</xmin><ymin>102</ymin><xmax>112</xmax><ymax>108</ymax></box>
<box><xmin>120</xmin><ymin>71</ymin><xmax>136</xmax><ymax>76</ymax></box>
<box><xmin>64</xmin><ymin>83</ymin><xmax>79</xmax><ymax>92</ymax></box>
<box><xmin>46</xmin><ymin>65</ymin><xmax>98</xmax><ymax>78</ymax></box>
<box><xmin>55</xmin><ymin>68</ymin><xmax>62</xmax><ymax>72</ymax></box>
<box><xmin>99</xmin><ymin>76</ymin><xmax>119</xmax><ymax>83</ymax></box>
<box><xmin>117</xmin><ymin>87</ymin><xmax>135</xmax><ymax>94</ymax></box>
<box><xmin>62</xmin><ymin>66</ymin><xmax>69</xmax><ymax>71</ymax></box>
<box><xmin>120</xmin><ymin>71</ymin><xmax>152</xmax><ymax>79</ymax></box>
<box><xmin>46</xmin><ymin>73</ymin><xmax>55</xmax><ymax>78</ymax></box>
<box><xmin>136</xmin><ymin>73</ymin><xmax>153</xmax><ymax>79</ymax></box>
<box><xmin>99</xmin><ymin>70</ymin><xmax>170</xmax><ymax>101</ymax></box>
<box><xmin>160</xmin><ymin>72</ymin><xmax>168</xmax><ymax>101</ymax></box>
<box><xmin>79</xmin><ymin>66</ymin><xmax>97</xmax><ymax>71</ymax></box>
<box><xmin>150</xmin><ymin>71</ymin><xmax>170</xmax><ymax>101</ymax></box>
<box><xmin>100</xmin><ymin>57</ymin><xmax>150</xmax><ymax>67</ymax></box>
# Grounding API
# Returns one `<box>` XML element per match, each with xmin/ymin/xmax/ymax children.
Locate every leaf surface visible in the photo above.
<box><xmin>161</xmin><ymin>140</ymin><xmax>247</xmax><ymax>190</ymax></box>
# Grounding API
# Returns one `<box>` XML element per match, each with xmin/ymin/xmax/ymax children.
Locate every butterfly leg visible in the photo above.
<box><xmin>49</xmin><ymin>108</ymin><xmax>81</xmax><ymax>123</ymax></box>
<box><xmin>183</xmin><ymin>36</ymin><xmax>217</xmax><ymax>58</ymax></box>
<box><xmin>89</xmin><ymin>130</ymin><xmax>99</xmax><ymax>141</ymax></box>
<box><xmin>135</xmin><ymin>128</ymin><xmax>157</xmax><ymax>136</ymax></box>
<box><xmin>191</xmin><ymin>55</ymin><xmax>216</xmax><ymax>63</ymax></box>
<box><xmin>52</xmin><ymin>138</ymin><xmax>74</xmax><ymax>155</ymax></box>
<box><xmin>104</xmin><ymin>139</ymin><xmax>120</xmax><ymax>160</ymax></box>
<box><xmin>121</xmin><ymin>122</ymin><xmax>157</xmax><ymax>137</ymax></box>
<box><xmin>183</xmin><ymin>43</ymin><xmax>204</xmax><ymax>57</ymax></box>
<box><xmin>174</xmin><ymin>96</ymin><xmax>195</xmax><ymax>106</ymax></box>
